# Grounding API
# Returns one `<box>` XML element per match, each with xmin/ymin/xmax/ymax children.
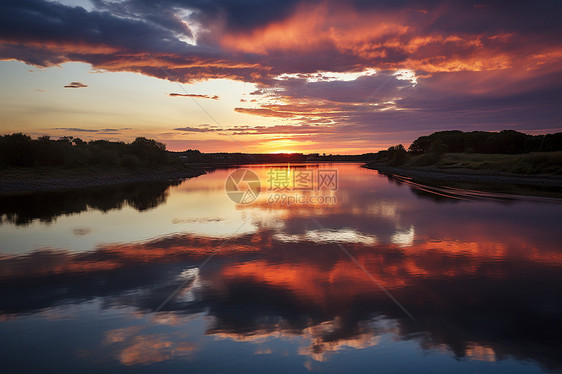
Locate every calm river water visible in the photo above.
<box><xmin>1</xmin><ymin>163</ymin><xmax>561</xmax><ymax>373</ymax></box>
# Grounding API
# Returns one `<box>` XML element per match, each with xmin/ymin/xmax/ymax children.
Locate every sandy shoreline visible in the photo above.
<box><xmin>0</xmin><ymin>167</ymin><xmax>206</xmax><ymax>193</ymax></box>
<box><xmin>363</xmin><ymin>163</ymin><xmax>562</xmax><ymax>188</ymax></box>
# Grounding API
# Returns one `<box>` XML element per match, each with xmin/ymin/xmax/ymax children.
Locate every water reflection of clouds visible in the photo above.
<box><xmin>1</xmin><ymin>164</ymin><xmax>562</xmax><ymax>372</ymax></box>
<box><xmin>1</xmin><ymin>225</ymin><xmax>562</xmax><ymax>371</ymax></box>
<box><xmin>104</xmin><ymin>326</ymin><xmax>198</xmax><ymax>366</ymax></box>
<box><xmin>391</xmin><ymin>226</ymin><xmax>415</xmax><ymax>247</ymax></box>
<box><xmin>274</xmin><ymin>229</ymin><xmax>377</xmax><ymax>245</ymax></box>
<box><xmin>212</xmin><ymin>317</ymin><xmax>386</xmax><ymax>363</ymax></box>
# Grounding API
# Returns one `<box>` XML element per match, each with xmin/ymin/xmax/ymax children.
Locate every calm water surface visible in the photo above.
<box><xmin>1</xmin><ymin>163</ymin><xmax>561</xmax><ymax>373</ymax></box>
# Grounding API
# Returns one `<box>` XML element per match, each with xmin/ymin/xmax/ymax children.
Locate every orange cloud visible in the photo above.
<box><xmin>221</xmin><ymin>3</ymin><xmax>409</xmax><ymax>55</ymax></box>
<box><xmin>220</xmin><ymin>2</ymin><xmax>562</xmax><ymax>75</ymax></box>
<box><xmin>234</xmin><ymin>107</ymin><xmax>296</xmax><ymax>118</ymax></box>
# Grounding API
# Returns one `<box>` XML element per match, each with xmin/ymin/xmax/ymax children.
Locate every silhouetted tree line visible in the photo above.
<box><xmin>408</xmin><ymin>130</ymin><xmax>562</xmax><ymax>155</ymax></box>
<box><xmin>374</xmin><ymin>130</ymin><xmax>562</xmax><ymax>166</ymax></box>
<box><xmin>173</xmin><ymin>150</ymin><xmax>373</xmax><ymax>164</ymax></box>
<box><xmin>0</xmin><ymin>133</ymin><xmax>170</xmax><ymax>168</ymax></box>
<box><xmin>371</xmin><ymin>144</ymin><xmax>411</xmax><ymax>166</ymax></box>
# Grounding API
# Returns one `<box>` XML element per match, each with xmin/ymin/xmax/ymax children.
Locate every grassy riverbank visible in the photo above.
<box><xmin>404</xmin><ymin>152</ymin><xmax>562</xmax><ymax>175</ymax></box>
<box><xmin>0</xmin><ymin>165</ymin><xmax>205</xmax><ymax>193</ymax></box>
<box><xmin>364</xmin><ymin>162</ymin><xmax>562</xmax><ymax>185</ymax></box>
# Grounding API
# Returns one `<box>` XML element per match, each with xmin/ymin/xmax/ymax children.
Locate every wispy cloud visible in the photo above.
<box><xmin>64</xmin><ymin>81</ymin><xmax>88</xmax><ymax>88</ymax></box>
<box><xmin>174</xmin><ymin>126</ymin><xmax>215</xmax><ymax>133</ymax></box>
<box><xmin>54</xmin><ymin>128</ymin><xmax>131</xmax><ymax>133</ymax></box>
<box><xmin>169</xmin><ymin>93</ymin><xmax>219</xmax><ymax>100</ymax></box>
<box><xmin>234</xmin><ymin>108</ymin><xmax>296</xmax><ymax>118</ymax></box>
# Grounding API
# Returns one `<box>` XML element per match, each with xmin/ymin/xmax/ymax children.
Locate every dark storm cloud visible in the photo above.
<box><xmin>92</xmin><ymin>0</ymin><xmax>562</xmax><ymax>37</ymax></box>
<box><xmin>0</xmin><ymin>0</ymin><xmax>192</xmax><ymax>55</ymax></box>
<box><xmin>0</xmin><ymin>0</ymin><xmax>248</xmax><ymax>82</ymax></box>
<box><xmin>92</xmin><ymin>0</ymin><xmax>308</xmax><ymax>33</ymax></box>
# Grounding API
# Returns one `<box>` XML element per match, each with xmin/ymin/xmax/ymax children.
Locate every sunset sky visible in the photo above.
<box><xmin>0</xmin><ymin>0</ymin><xmax>560</xmax><ymax>153</ymax></box>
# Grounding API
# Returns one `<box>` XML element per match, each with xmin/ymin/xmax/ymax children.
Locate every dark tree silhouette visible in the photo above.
<box><xmin>0</xmin><ymin>134</ymin><xmax>172</xmax><ymax>168</ymax></box>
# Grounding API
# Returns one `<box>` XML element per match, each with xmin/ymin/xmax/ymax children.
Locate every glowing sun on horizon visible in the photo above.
<box><xmin>261</xmin><ymin>139</ymin><xmax>310</xmax><ymax>154</ymax></box>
